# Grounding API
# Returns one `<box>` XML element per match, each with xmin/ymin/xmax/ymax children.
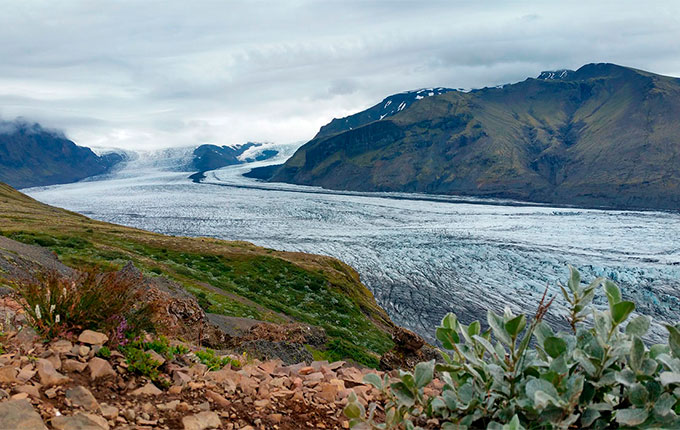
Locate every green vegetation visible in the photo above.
<box><xmin>0</xmin><ymin>183</ymin><xmax>393</xmax><ymax>363</ymax></box>
<box><xmin>123</xmin><ymin>345</ymin><xmax>169</xmax><ymax>388</ymax></box>
<box><xmin>346</xmin><ymin>267</ymin><xmax>680</xmax><ymax>429</ymax></box>
<box><xmin>96</xmin><ymin>346</ymin><xmax>111</xmax><ymax>359</ymax></box>
<box><xmin>11</xmin><ymin>270</ymin><xmax>150</xmax><ymax>340</ymax></box>
<box><xmin>195</xmin><ymin>348</ymin><xmax>239</xmax><ymax>370</ymax></box>
<box><xmin>273</xmin><ymin>63</ymin><xmax>680</xmax><ymax>211</ymax></box>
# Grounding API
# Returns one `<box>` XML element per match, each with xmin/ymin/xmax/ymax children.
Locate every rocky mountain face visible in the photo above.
<box><xmin>192</xmin><ymin>143</ymin><xmax>278</xmax><ymax>172</ymax></box>
<box><xmin>265</xmin><ymin>63</ymin><xmax>680</xmax><ymax>210</ymax></box>
<box><xmin>0</xmin><ymin>120</ymin><xmax>124</xmax><ymax>189</ymax></box>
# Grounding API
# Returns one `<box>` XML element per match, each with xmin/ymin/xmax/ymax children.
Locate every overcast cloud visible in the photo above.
<box><xmin>0</xmin><ymin>1</ymin><xmax>679</xmax><ymax>149</ymax></box>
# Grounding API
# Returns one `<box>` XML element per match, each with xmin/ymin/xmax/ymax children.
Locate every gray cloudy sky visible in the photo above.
<box><xmin>1</xmin><ymin>1</ymin><xmax>679</xmax><ymax>149</ymax></box>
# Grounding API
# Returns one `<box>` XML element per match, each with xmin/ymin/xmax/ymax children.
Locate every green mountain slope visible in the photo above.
<box><xmin>268</xmin><ymin>63</ymin><xmax>680</xmax><ymax>210</ymax></box>
<box><xmin>0</xmin><ymin>182</ymin><xmax>394</xmax><ymax>364</ymax></box>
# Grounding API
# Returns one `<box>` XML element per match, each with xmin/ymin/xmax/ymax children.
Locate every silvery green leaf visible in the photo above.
<box><xmin>390</xmin><ymin>381</ymin><xmax>415</xmax><ymax>407</ymax></box>
<box><xmin>660</xmin><ymin>371</ymin><xmax>680</xmax><ymax>386</ymax></box>
<box><xmin>488</xmin><ymin>310</ymin><xmax>512</xmax><ymax>346</ymax></box>
<box><xmin>503</xmin><ymin>415</ymin><xmax>525</xmax><ymax>430</ymax></box>
<box><xmin>630</xmin><ymin>335</ymin><xmax>645</xmax><ymax>372</ymax></box>
<box><xmin>526</xmin><ymin>378</ymin><xmax>559</xmax><ymax>402</ymax></box>
<box><xmin>457</xmin><ymin>382</ymin><xmax>474</xmax><ymax>404</ymax></box>
<box><xmin>574</xmin><ymin>349</ymin><xmax>597</xmax><ymax>376</ymax></box>
<box><xmin>473</xmin><ymin>334</ymin><xmax>502</xmax><ymax>362</ymax></box>
<box><xmin>612</xmin><ymin>301</ymin><xmax>635</xmax><ymax>325</ymax></box>
<box><xmin>505</xmin><ymin>314</ymin><xmax>526</xmax><ymax>338</ymax></box>
<box><xmin>615</xmin><ymin>408</ymin><xmax>648</xmax><ymax>426</ymax></box>
<box><xmin>626</xmin><ymin>315</ymin><xmax>650</xmax><ymax>337</ymax></box>
<box><xmin>363</xmin><ymin>373</ymin><xmax>383</xmax><ymax>390</ymax></box>
<box><xmin>441</xmin><ymin>312</ymin><xmax>458</xmax><ymax>330</ymax></box>
<box><xmin>593</xmin><ymin>310</ymin><xmax>612</xmax><ymax>343</ymax></box>
<box><xmin>549</xmin><ymin>355</ymin><xmax>568</xmax><ymax>374</ymax></box>
<box><xmin>567</xmin><ymin>265</ymin><xmax>580</xmax><ymax>293</ymax></box>
<box><xmin>414</xmin><ymin>359</ymin><xmax>435</xmax><ymax>388</ymax></box>
<box><xmin>559</xmin><ymin>284</ymin><xmax>571</xmax><ymax>304</ymax></box>
<box><xmin>656</xmin><ymin>353</ymin><xmax>680</xmax><ymax>373</ymax></box>
<box><xmin>604</xmin><ymin>280</ymin><xmax>622</xmax><ymax>306</ymax></box>
<box><xmin>615</xmin><ymin>369</ymin><xmax>635</xmax><ymax>386</ymax></box>
<box><xmin>650</xmin><ymin>343</ymin><xmax>670</xmax><ymax>358</ymax></box>
<box><xmin>589</xmin><ymin>402</ymin><xmax>614</xmax><ymax>411</ymax></box>
<box><xmin>654</xmin><ymin>392</ymin><xmax>676</xmax><ymax>416</ymax></box>
<box><xmin>533</xmin><ymin>390</ymin><xmax>561</xmax><ymax>409</ymax></box>
<box><xmin>628</xmin><ymin>382</ymin><xmax>648</xmax><ymax>407</ymax></box>
<box><xmin>641</xmin><ymin>358</ymin><xmax>659</xmax><ymax>376</ymax></box>
<box><xmin>442</xmin><ymin>389</ymin><xmax>457</xmax><ymax>410</ymax></box>
<box><xmin>667</xmin><ymin>325</ymin><xmax>680</xmax><ymax>359</ymax></box>
<box><xmin>544</xmin><ymin>336</ymin><xmax>567</xmax><ymax>358</ymax></box>
<box><xmin>533</xmin><ymin>321</ymin><xmax>554</xmax><ymax>347</ymax></box>
<box><xmin>581</xmin><ymin>408</ymin><xmax>601</xmax><ymax>427</ymax></box>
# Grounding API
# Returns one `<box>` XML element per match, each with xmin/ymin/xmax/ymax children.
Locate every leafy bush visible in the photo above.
<box><xmin>12</xmin><ymin>270</ymin><xmax>151</xmax><ymax>340</ymax></box>
<box><xmin>123</xmin><ymin>345</ymin><xmax>169</xmax><ymax>388</ymax></box>
<box><xmin>96</xmin><ymin>345</ymin><xmax>111</xmax><ymax>359</ymax></box>
<box><xmin>346</xmin><ymin>266</ymin><xmax>680</xmax><ymax>429</ymax></box>
<box><xmin>195</xmin><ymin>348</ymin><xmax>239</xmax><ymax>371</ymax></box>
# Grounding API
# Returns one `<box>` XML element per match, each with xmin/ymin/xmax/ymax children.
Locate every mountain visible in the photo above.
<box><xmin>192</xmin><ymin>143</ymin><xmax>279</xmax><ymax>172</ymax></box>
<box><xmin>0</xmin><ymin>120</ymin><xmax>124</xmax><ymax>189</ymax></box>
<box><xmin>261</xmin><ymin>63</ymin><xmax>680</xmax><ymax>210</ymax></box>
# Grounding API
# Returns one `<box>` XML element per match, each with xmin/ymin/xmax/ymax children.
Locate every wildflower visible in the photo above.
<box><xmin>49</xmin><ymin>304</ymin><xmax>56</xmax><ymax>314</ymax></box>
<box><xmin>55</xmin><ymin>314</ymin><xmax>60</xmax><ymax>323</ymax></box>
<box><xmin>34</xmin><ymin>304</ymin><xmax>42</xmax><ymax>319</ymax></box>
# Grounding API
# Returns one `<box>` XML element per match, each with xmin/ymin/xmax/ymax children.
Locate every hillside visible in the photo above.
<box><xmin>0</xmin><ymin>120</ymin><xmax>123</xmax><ymax>189</ymax></box>
<box><xmin>0</xmin><ymin>182</ymin><xmax>394</xmax><ymax>365</ymax></box>
<box><xmin>264</xmin><ymin>63</ymin><xmax>680</xmax><ymax>210</ymax></box>
<box><xmin>192</xmin><ymin>143</ymin><xmax>278</xmax><ymax>172</ymax></box>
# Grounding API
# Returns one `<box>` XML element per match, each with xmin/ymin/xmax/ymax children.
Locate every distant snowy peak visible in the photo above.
<box><xmin>537</xmin><ymin>69</ymin><xmax>575</xmax><ymax>80</ymax></box>
<box><xmin>315</xmin><ymin>87</ymin><xmax>455</xmax><ymax>138</ymax></box>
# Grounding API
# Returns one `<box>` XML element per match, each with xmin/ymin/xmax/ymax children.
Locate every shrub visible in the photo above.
<box><xmin>12</xmin><ymin>270</ymin><xmax>150</xmax><ymax>340</ymax></box>
<box><xmin>96</xmin><ymin>346</ymin><xmax>111</xmax><ymax>359</ymax></box>
<box><xmin>123</xmin><ymin>345</ymin><xmax>169</xmax><ymax>388</ymax></box>
<box><xmin>345</xmin><ymin>266</ymin><xmax>680</xmax><ymax>429</ymax></box>
<box><xmin>195</xmin><ymin>348</ymin><xmax>239</xmax><ymax>371</ymax></box>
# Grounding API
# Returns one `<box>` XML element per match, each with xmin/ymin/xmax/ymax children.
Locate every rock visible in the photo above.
<box><xmin>379</xmin><ymin>327</ymin><xmax>439</xmax><ymax>370</ymax></box>
<box><xmin>11</xmin><ymin>392</ymin><xmax>29</xmax><ymax>400</ymax></box>
<box><xmin>14</xmin><ymin>384</ymin><xmax>41</xmax><ymax>399</ymax></box>
<box><xmin>45</xmin><ymin>353</ymin><xmax>62</xmax><ymax>370</ymax></box>
<box><xmin>147</xmin><ymin>350</ymin><xmax>165</xmax><ymax>365</ymax></box>
<box><xmin>36</xmin><ymin>358</ymin><xmax>70</xmax><ymax>386</ymax></box>
<box><xmin>100</xmin><ymin>404</ymin><xmax>118</xmax><ymax>419</ymax></box>
<box><xmin>173</xmin><ymin>370</ymin><xmax>192</xmax><ymax>386</ymax></box>
<box><xmin>239</xmin><ymin>339</ymin><xmax>313</xmax><ymax>365</ymax></box>
<box><xmin>131</xmin><ymin>382</ymin><xmax>163</xmax><ymax>396</ymax></box>
<box><xmin>78</xmin><ymin>330</ymin><xmax>109</xmax><ymax>345</ymax></box>
<box><xmin>52</xmin><ymin>339</ymin><xmax>73</xmax><ymax>354</ymax></box>
<box><xmin>63</xmin><ymin>359</ymin><xmax>88</xmax><ymax>373</ymax></box>
<box><xmin>392</xmin><ymin>327</ymin><xmax>425</xmax><ymax>352</ymax></box>
<box><xmin>205</xmin><ymin>390</ymin><xmax>230</xmax><ymax>408</ymax></box>
<box><xmin>0</xmin><ymin>365</ymin><xmax>17</xmax><ymax>383</ymax></box>
<box><xmin>66</xmin><ymin>385</ymin><xmax>100</xmax><ymax>411</ymax></box>
<box><xmin>45</xmin><ymin>387</ymin><xmax>58</xmax><ymax>399</ymax></box>
<box><xmin>15</xmin><ymin>326</ymin><xmax>39</xmax><ymax>349</ymax></box>
<box><xmin>87</xmin><ymin>357</ymin><xmax>115</xmax><ymax>380</ymax></box>
<box><xmin>0</xmin><ymin>398</ymin><xmax>47</xmax><ymax>430</ymax></box>
<box><xmin>182</xmin><ymin>411</ymin><xmax>221</xmax><ymax>430</ymax></box>
<box><xmin>157</xmin><ymin>400</ymin><xmax>180</xmax><ymax>411</ymax></box>
<box><xmin>17</xmin><ymin>364</ymin><xmax>36</xmax><ymax>382</ymax></box>
<box><xmin>51</xmin><ymin>412</ymin><xmax>108</xmax><ymax>430</ymax></box>
<box><xmin>78</xmin><ymin>345</ymin><xmax>91</xmax><ymax>357</ymax></box>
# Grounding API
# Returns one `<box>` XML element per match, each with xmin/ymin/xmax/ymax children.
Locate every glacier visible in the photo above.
<box><xmin>24</xmin><ymin>143</ymin><xmax>680</xmax><ymax>343</ymax></box>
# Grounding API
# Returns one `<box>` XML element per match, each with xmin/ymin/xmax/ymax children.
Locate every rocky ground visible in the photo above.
<box><xmin>0</xmin><ymin>294</ymin><xmax>444</xmax><ymax>430</ymax></box>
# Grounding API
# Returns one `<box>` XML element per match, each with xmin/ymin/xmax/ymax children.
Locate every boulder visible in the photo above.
<box><xmin>131</xmin><ymin>382</ymin><xmax>163</xmax><ymax>396</ymax></box>
<box><xmin>36</xmin><ymin>358</ymin><xmax>70</xmax><ymax>386</ymax></box>
<box><xmin>78</xmin><ymin>330</ymin><xmax>109</xmax><ymax>345</ymax></box>
<box><xmin>87</xmin><ymin>357</ymin><xmax>115</xmax><ymax>380</ymax></box>
<box><xmin>66</xmin><ymin>385</ymin><xmax>100</xmax><ymax>411</ymax></box>
<box><xmin>51</xmin><ymin>412</ymin><xmax>108</xmax><ymax>430</ymax></box>
<box><xmin>0</xmin><ymin>398</ymin><xmax>47</xmax><ymax>430</ymax></box>
<box><xmin>182</xmin><ymin>411</ymin><xmax>221</xmax><ymax>430</ymax></box>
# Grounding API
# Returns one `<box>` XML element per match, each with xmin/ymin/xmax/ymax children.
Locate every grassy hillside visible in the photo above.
<box><xmin>0</xmin><ymin>182</ymin><xmax>394</xmax><ymax>363</ymax></box>
<box><xmin>270</xmin><ymin>63</ymin><xmax>680</xmax><ymax>210</ymax></box>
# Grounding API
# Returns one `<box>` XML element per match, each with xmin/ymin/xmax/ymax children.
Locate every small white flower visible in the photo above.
<box><xmin>50</xmin><ymin>304</ymin><xmax>56</xmax><ymax>314</ymax></box>
<box><xmin>55</xmin><ymin>314</ymin><xmax>60</xmax><ymax>323</ymax></box>
<box><xmin>35</xmin><ymin>304</ymin><xmax>42</xmax><ymax>320</ymax></box>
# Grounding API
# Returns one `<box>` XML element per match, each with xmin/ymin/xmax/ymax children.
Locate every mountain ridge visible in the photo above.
<box><xmin>0</xmin><ymin>120</ymin><xmax>124</xmax><ymax>189</ymax></box>
<box><xmin>259</xmin><ymin>63</ymin><xmax>680</xmax><ymax>211</ymax></box>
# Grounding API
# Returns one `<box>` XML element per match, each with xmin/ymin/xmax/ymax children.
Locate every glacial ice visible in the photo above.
<box><xmin>25</xmin><ymin>143</ymin><xmax>680</xmax><ymax>344</ymax></box>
